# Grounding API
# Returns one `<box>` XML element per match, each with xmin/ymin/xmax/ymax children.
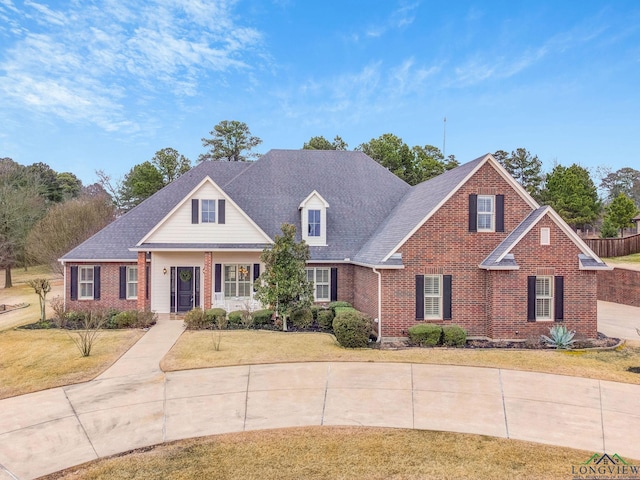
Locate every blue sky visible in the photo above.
<box><xmin>1</xmin><ymin>1</ymin><xmax>639</xmax><ymax>185</ymax></box>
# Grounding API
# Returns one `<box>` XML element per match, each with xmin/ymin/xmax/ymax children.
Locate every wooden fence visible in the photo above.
<box><xmin>584</xmin><ymin>233</ymin><xmax>640</xmax><ymax>258</ymax></box>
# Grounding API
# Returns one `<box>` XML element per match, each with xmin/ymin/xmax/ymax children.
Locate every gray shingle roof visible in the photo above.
<box><xmin>578</xmin><ymin>254</ymin><xmax>611</xmax><ymax>270</ymax></box>
<box><xmin>61</xmin><ymin>150</ymin><xmax>410</xmax><ymax>262</ymax></box>
<box><xmin>479</xmin><ymin>207</ymin><xmax>548</xmax><ymax>269</ymax></box>
<box><xmin>353</xmin><ymin>155</ymin><xmax>488</xmax><ymax>266</ymax></box>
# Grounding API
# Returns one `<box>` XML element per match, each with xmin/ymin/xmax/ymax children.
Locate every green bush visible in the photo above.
<box><xmin>252</xmin><ymin>309</ymin><xmax>274</xmax><ymax>327</ymax></box>
<box><xmin>111</xmin><ymin>310</ymin><xmax>137</xmax><ymax>328</ymax></box>
<box><xmin>291</xmin><ymin>308</ymin><xmax>313</xmax><ymax>329</ymax></box>
<box><xmin>227</xmin><ymin>310</ymin><xmax>246</xmax><ymax>327</ymax></box>
<box><xmin>328</xmin><ymin>301</ymin><xmax>352</xmax><ymax>315</ymax></box>
<box><xmin>184</xmin><ymin>308</ymin><xmax>207</xmax><ymax>330</ymax></box>
<box><xmin>408</xmin><ymin>324</ymin><xmax>442</xmax><ymax>347</ymax></box>
<box><xmin>333</xmin><ymin>310</ymin><xmax>371</xmax><ymax>348</ymax></box>
<box><xmin>442</xmin><ymin>325</ymin><xmax>467</xmax><ymax>347</ymax></box>
<box><xmin>205</xmin><ymin>308</ymin><xmax>227</xmax><ymax>324</ymax></box>
<box><xmin>334</xmin><ymin>306</ymin><xmax>356</xmax><ymax>317</ymax></box>
<box><xmin>310</xmin><ymin>305</ymin><xmax>321</xmax><ymax>321</ymax></box>
<box><xmin>316</xmin><ymin>309</ymin><xmax>335</xmax><ymax>330</ymax></box>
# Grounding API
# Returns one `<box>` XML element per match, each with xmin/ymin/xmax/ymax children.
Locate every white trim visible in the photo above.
<box><xmin>137</xmin><ymin>176</ymin><xmax>273</xmax><ymax>246</ymax></box>
<box><xmin>298</xmin><ymin>190</ymin><xmax>330</xmax><ymax>209</ymax></box>
<box><xmin>382</xmin><ymin>154</ymin><xmax>540</xmax><ymax>263</ymax></box>
<box><xmin>129</xmin><ymin>247</ymin><xmax>266</xmax><ymax>252</ymax></box>
<box><xmin>59</xmin><ymin>258</ymin><xmax>137</xmax><ymax>263</ymax></box>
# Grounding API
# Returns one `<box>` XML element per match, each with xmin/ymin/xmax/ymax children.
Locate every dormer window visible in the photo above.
<box><xmin>308</xmin><ymin>210</ymin><xmax>321</xmax><ymax>237</ymax></box>
<box><xmin>299</xmin><ymin>191</ymin><xmax>329</xmax><ymax>246</ymax></box>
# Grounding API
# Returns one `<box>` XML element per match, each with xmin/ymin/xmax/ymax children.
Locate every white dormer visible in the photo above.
<box><xmin>299</xmin><ymin>190</ymin><xmax>329</xmax><ymax>246</ymax></box>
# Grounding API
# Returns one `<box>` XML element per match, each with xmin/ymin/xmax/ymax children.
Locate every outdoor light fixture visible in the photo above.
<box><xmin>163</xmin><ymin>267</ymin><xmax>167</xmax><ymax>275</ymax></box>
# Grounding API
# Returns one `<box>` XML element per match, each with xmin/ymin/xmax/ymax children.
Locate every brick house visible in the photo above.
<box><xmin>60</xmin><ymin>150</ymin><xmax>610</xmax><ymax>340</ymax></box>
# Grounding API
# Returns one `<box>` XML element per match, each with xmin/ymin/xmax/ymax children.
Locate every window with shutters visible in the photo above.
<box><xmin>126</xmin><ymin>266</ymin><xmax>138</xmax><ymax>299</ymax></box>
<box><xmin>536</xmin><ymin>276</ymin><xmax>553</xmax><ymax>320</ymax></box>
<box><xmin>79</xmin><ymin>266</ymin><xmax>94</xmax><ymax>299</ymax></box>
<box><xmin>306</xmin><ymin>268</ymin><xmax>330</xmax><ymax>301</ymax></box>
<box><xmin>424</xmin><ymin>275</ymin><xmax>442</xmax><ymax>319</ymax></box>
<box><xmin>224</xmin><ymin>264</ymin><xmax>252</xmax><ymax>298</ymax></box>
<box><xmin>477</xmin><ymin>195</ymin><xmax>495</xmax><ymax>232</ymax></box>
<box><xmin>201</xmin><ymin>199</ymin><xmax>216</xmax><ymax>223</ymax></box>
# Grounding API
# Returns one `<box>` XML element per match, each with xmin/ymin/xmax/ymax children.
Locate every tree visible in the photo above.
<box><xmin>599</xmin><ymin>167</ymin><xmax>640</xmax><ymax>206</ymax></box>
<box><xmin>599</xmin><ymin>214</ymin><xmax>618</xmax><ymax>238</ymax></box>
<box><xmin>57</xmin><ymin>172</ymin><xmax>82</xmax><ymax>200</ymax></box>
<box><xmin>26</xmin><ymin>194</ymin><xmax>116</xmax><ymax>273</ymax></box>
<box><xmin>412</xmin><ymin>145</ymin><xmax>459</xmax><ymax>184</ymax></box>
<box><xmin>0</xmin><ymin>161</ymin><xmax>46</xmax><ymax>287</ymax></box>
<box><xmin>95</xmin><ymin>169</ymin><xmax>125</xmax><ymax>212</ymax></box>
<box><xmin>25</xmin><ymin>162</ymin><xmax>63</xmax><ymax>203</ymax></box>
<box><xmin>27</xmin><ymin>278</ymin><xmax>51</xmax><ymax>323</ymax></box>
<box><xmin>254</xmin><ymin>224</ymin><xmax>313</xmax><ymax>331</ymax></box>
<box><xmin>540</xmin><ymin>164</ymin><xmax>601</xmax><ymax>230</ymax></box>
<box><xmin>359</xmin><ymin>134</ymin><xmax>416</xmax><ymax>184</ymax></box>
<box><xmin>496</xmin><ymin>148</ymin><xmax>543</xmax><ymax>200</ymax></box>
<box><xmin>151</xmin><ymin>148</ymin><xmax>191</xmax><ymax>184</ymax></box>
<box><xmin>604</xmin><ymin>193</ymin><xmax>638</xmax><ymax>238</ymax></box>
<box><xmin>303</xmin><ymin>135</ymin><xmax>348</xmax><ymax>150</ymax></box>
<box><xmin>199</xmin><ymin>120</ymin><xmax>262</xmax><ymax>162</ymax></box>
<box><xmin>119</xmin><ymin>161</ymin><xmax>164</xmax><ymax>210</ymax></box>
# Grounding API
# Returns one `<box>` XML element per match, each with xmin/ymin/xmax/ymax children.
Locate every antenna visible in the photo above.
<box><xmin>443</xmin><ymin>117</ymin><xmax>447</xmax><ymax>158</ymax></box>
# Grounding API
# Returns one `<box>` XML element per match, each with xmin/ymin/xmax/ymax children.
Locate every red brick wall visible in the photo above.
<box><xmin>489</xmin><ymin>216</ymin><xmax>597</xmax><ymax>339</ymax></box>
<box><xmin>352</xmin><ymin>265</ymin><xmax>379</xmax><ymax>320</ymax></box>
<box><xmin>65</xmin><ymin>262</ymin><xmax>149</xmax><ymax>312</ymax></box>
<box><xmin>597</xmin><ymin>268</ymin><xmax>640</xmax><ymax>307</ymax></box>
<box><xmin>381</xmin><ymin>162</ymin><xmax>534</xmax><ymax>338</ymax></box>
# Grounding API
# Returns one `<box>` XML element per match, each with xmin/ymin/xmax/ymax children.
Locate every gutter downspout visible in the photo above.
<box><xmin>373</xmin><ymin>268</ymin><xmax>382</xmax><ymax>343</ymax></box>
<box><xmin>61</xmin><ymin>260</ymin><xmax>66</xmax><ymax>311</ymax></box>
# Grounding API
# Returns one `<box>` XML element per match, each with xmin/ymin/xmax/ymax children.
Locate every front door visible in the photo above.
<box><xmin>177</xmin><ymin>267</ymin><xmax>194</xmax><ymax>312</ymax></box>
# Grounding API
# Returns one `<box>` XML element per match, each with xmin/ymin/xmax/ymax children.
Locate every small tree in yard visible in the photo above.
<box><xmin>68</xmin><ymin>308</ymin><xmax>108</xmax><ymax>357</ymax></box>
<box><xmin>255</xmin><ymin>224</ymin><xmax>313</xmax><ymax>331</ymax></box>
<box><xmin>27</xmin><ymin>278</ymin><xmax>51</xmax><ymax>323</ymax></box>
<box><xmin>605</xmin><ymin>193</ymin><xmax>638</xmax><ymax>238</ymax></box>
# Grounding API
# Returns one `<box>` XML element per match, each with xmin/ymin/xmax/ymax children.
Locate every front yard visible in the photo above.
<box><xmin>162</xmin><ymin>329</ymin><xmax>640</xmax><ymax>385</ymax></box>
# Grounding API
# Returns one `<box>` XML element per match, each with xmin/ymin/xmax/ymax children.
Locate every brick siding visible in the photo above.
<box><xmin>597</xmin><ymin>268</ymin><xmax>640</xmax><ymax>307</ymax></box>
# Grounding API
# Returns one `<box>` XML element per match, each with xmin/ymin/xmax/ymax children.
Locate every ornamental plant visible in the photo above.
<box><xmin>541</xmin><ymin>325</ymin><xmax>576</xmax><ymax>349</ymax></box>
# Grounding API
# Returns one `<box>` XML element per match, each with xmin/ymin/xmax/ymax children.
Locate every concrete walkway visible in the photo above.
<box><xmin>598</xmin><ymin>300</ymin><xmax>640</xmax><ymax>340</ymax></box>
<box><xmin>2</xmin><ymin>316</ymin><xmax>640</xmax><ymax>479</ymax></box>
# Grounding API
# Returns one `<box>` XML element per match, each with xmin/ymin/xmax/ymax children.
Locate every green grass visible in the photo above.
<box><xmin>604</xmin><ymin>253</ymin><xmax>640</xmax><ymax>264</ymax></box>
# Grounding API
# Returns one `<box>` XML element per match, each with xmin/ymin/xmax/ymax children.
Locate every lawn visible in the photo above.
<box><xmin>42</xmin><ymin>426</ymin><xmax>616</xmax><ymax>480</ymax></box>
<box><xmin>162</xmin><ymin>330</ymin><xmax>640</xmax><ymax>385</ymax></box>
<box><xmin>604</xmin><ymin>253</ymin><xmax>640</xmax><ymax>264</ymax></box>
<box><xmin>0</xmin><ymin>328</ymin><xmax>144</xmax><ymax>399</ymax></box>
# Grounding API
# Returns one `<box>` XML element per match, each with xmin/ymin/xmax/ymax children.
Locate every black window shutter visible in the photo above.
<box><xmin>170</xmin><ymin>267</ymin><xmax>176</xmax><ymax>312</ymax></box>
<box><xmin>119</xmin><ymin>266</ymin><xmax>127</xmax><ymax>299</ymax></box>
<box><xmin>70</xmin><ymin>266</ymin><xmax>78</xmax><ymax>300</ymax></box>
<box><xmin>218</xmin><ymin>199</ymin><xmax>226</xmax><ymax>224</ymax></box>
<box><xmin>146</xmin><ymin>265</ymin><xmax>150</xmax><ymax>300</ymax></box>
<box><xmin>527</xmin><ymin>276</ymin><xmax>536</xmax><ymax>321</ymax></box>
<box><xmin>253</xmin><ymin>263</ymin><xmax>260</xmax><ymax>291</ymax></box>
<box><xmin>554</xmin><ymin>276</ymin><xmax>564</xmax><ymax>321</ymax></box>
<box><xmin>191</xmin><ymin>199</ymin><xmax>199</xmax><ymax>224</ymax></box>
<box><xmin>214</xmin><ymin>264</ymin><xmax>222</xmax><ymax>293</ymax></box>
<box><xmin>195</xmin><ymin>267</ymin><xmax>200</xmax><ymax>307</ymax></box>
<box><xmin>468</xmin><ymin>194</ymin><xmax>478</xmax><ymax>232</ymax></box>
<box><xmin>415</xmin><ymin>275</ymin><xmax>424</xmax><ymax>320</ymax></box>
<box><xmin>443</xmin><ymin>275</ymin><xmax>452</xmax><ymax>320</ymax></box>
<box><xmin>495</xmin><ymin>194</ymin><xmax>505</xmax><ymax>232</ymax></box>
<box><xmin>93</xmin><ymin>266</ymin><xmax>101</xmax><ymax>300</ymax></box>
<box><xmin>330</xmin><ymin>267</ymin><xmax>338</xmax><ymax>302</ymax></box>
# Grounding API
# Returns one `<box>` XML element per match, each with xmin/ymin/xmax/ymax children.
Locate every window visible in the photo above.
<box><xmin>127</xmin><ymin>266</ymin><xmax>138</xmax><ymax>299</ymax></box>
<box><xmin>424</xmin><ymin>275</ymin><xmax>442</xmax><ymax>319</ymax></box>
<box><xmin>308</xmin><ymin>209</ymin><xmax>321</xmax><ymax>237</ymax></box>
<box><xmin>224</xmin><ymin>264</ymin><xmax>252</xmax><ymax>298</ymax></box>
<box><xmin>540</xmin><ymin>227</ymin><xmax>550</xmax><ymax>245</ymax></box>
<box><xmin>79</xmin><ymin>266</ymin><xmax>94</xmax><ymax>299</ymax></box>
<box><xmin>477</xmin><ymin>195</ymin><xmax>495</xmax><ymax>231</ymax></box>
<box><xmin>535</xmin><ymin>276</ymin><xmax>553</xmax><ymax>320</ymax></box>
<box><xmin>201</xmin><ymin>199</ymin><xmax>216</xmax><ymax>223</ymax></box>
<box><xmin>306</xmin><ymin>267</ymin><xmax>330</xmax><ymax>301</ymax></box>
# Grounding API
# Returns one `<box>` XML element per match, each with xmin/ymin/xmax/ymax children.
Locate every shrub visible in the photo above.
<box><xmin>184</xmin><ymin>308</ymin><xmax>207</xmax><ymax>330</ymax></box>
<box><xmin>408</xmin><ymin>324</ymin><xmax>442</xmax><ymax>347</ymax></box>
<box><xmin>310</xmin><ymin>305</ymin><xmax>322</xmax><ymax>321</ymax></box>
<box><xmin>112</xmin><ymin>310</ymin><xmax>138</xmax><ymax>328</ymax></box>
<box><xmin>228</xmin><ymin>310</ymin><xmax>246</xmax><ymax>327</ymax></box>
<box><xmin>541</xmin><ymin>325</ymin><xmax>576</xmax><ymax>349</ymax></box>
<box><xmin>50</xmin><ymin>296</ymin><xmax>67</xmax><ymax>328</ymax></box>
<box><xmin>442</xmin><ymin>325</ymin><xmax>467</xmax><ymax>347</ymax></box>
<box><xmin>329</xmin><ymin>301</ymin><xmax>352</xmax><ymax>309</ymax></box>
<box><xmin>334</xmin><ymin>306</ymin><xmax>356</xmax><ymax>317</ymax></box>
<box><xmin>317</xmin><ymin>309</ymin><xmax>335</xmax><ymax>330</ymax></box>
<box><xmin>291</xmin><ymin>308</ymin><xmax>313</xmax><ymax>329</ymax></box>
<box><xmin>252</xmin><ymin>309</ymin><xmax>274</xmax><ymax>327</ymax></box>
<box><xmin>333</xmin><ymin>310</ymin><xmax>371</xmax><ymax>348</ymax></box>
<box><xmin>205</xmin><ymin>308</ymin><xmax>227</xmax><ymax>324</ymax></box>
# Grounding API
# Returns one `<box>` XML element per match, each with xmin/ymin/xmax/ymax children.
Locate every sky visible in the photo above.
<box><xmin>1</xmin><ymin>0</ymin><xmax>639</xmax><ymax>186</ymax></box>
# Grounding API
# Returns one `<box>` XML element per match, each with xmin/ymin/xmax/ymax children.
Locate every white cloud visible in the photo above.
<box><xmin>0</xmin><ymin>0</ymin><xmax>263</xmax><ymax>132</ymax></box>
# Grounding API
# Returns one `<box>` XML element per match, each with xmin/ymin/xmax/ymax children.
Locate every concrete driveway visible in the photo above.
<box><xmin>598</xmin><ymin>300</ymin><xmax>640</xmax><ymax>340</ymax></box>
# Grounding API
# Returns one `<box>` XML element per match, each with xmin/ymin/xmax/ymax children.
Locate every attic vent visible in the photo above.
<box><xmin>389</xmin><ymin>253</ymin><xmax>402</xmax><ymax>260</ymax></box>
